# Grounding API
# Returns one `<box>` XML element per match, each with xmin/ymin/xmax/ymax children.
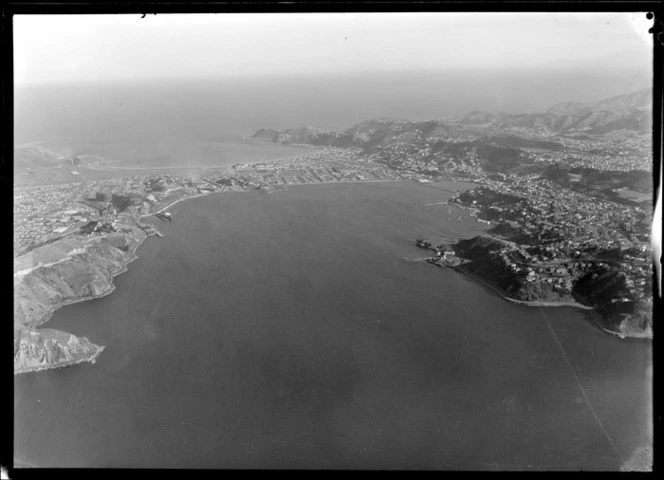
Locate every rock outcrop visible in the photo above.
<box><xmin>14</xmin><ymin>328</ymin><xmax>105</xmax><ymax>374</ymax></box>
<box><xmin>14</xmin><ymin>227</ymin><xmax>146</xmax><ymax>374</ymax></box>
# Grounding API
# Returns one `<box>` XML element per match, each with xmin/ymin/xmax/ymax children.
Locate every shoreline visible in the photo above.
<box><xmin>88</xmin><ymin>142</ymin><xmax>321</xmax><ymax>173</ymax></box>
<box><xmin>452</xmin><ymin>265</ymin><xmax>594</xmax><ymax>310</ymax></box>
<box><xmin>15</xmin><ymin>345</ymin><xmax>106</xmax><ymax>375</ymax></box>
<box><xmin>33</xmin><ymin>178</ymin><xmax>396</xmax><ymax>327</ymax></box>
<box><xmin>14</xmin><ymin>227</ymin><xmax>149</xmax><ymax>375</ymax></box>
<box><xmin>154</xmin><ymin>192</ymin><xmax>210</xmax><ymax>215</ymax></box>
<box><xmin>142</xmin><ymin>179</ymin><xmax>404</xmax><ymax>219</ymax></box>
<box><xmin>290</xmin><ymin>178</ymin><xmax>401</xmax><ymax>187</ymax></box>
<box><xmin>17</xmin><ymin>178</ymin><xmax>402</xmax><ymax>375</ymax></box>
<box><xmin>16</xmin><ymin>176</ymin><xmax>649</xmax><ymax>376</ymax></box>
<box><xmin>588</xmin><ymin>313</ymin><xmax>653</xmax><ymax>340</ymax></box>
<box><xmin>451</xmin><ymin>265</ymin><xmax>652</xmax><ymax>340</ymax></box>
<box><xmin>28</xmin><ymin>227</ymin><xmax>148</xmax><ymax>330</ymax></box>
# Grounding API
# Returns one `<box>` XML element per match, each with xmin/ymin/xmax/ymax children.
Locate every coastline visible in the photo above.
<box><xmin>588</xmin><ymin>313</ymin><xmax>653</xmax><ymax>340</ymax></box>
<box><xmin>30</xmin><ymin>226</ymin><xmax>148</xmax><ymax>330</ymax></box>
<box><xmin>451</xmin><ymin>265</ymin><xmax>652</xmax><ymax>340</ymax></box>
<box><xmin>15</xmin><ymin>178</ymin><xmax>400</xmax><ymax>375</ymax></box>
<box><xmin>291</xmin><ymin>178</ymin><xmax>401</xmax><ymax>187</ymax></box>
<box><xmin>15</xmin><ymin>345</ymin><xmax>106</xmax><ymax>375</ymax></box>
<box><xmin>16</xmin><ymin>175</ymin><xmax>650</xmax><ymax>376</ymax></box>
<box><xmin>14</xmin><ymin>227</ymin><xmax>149</xmax><ymax>375</ymax></box>
<box><xmin>451</xmin><ymin>264</ymin><xmax>594</xmax><ymax>310</ymax></box>
<box><xmin>154</xmin><ymin>192</ymin><xmax>210</xmax><ymax>215</ymax></box>
<box><xmin>144</xmin><ymin>179</ymin><xmax>403</xmax><ymax>219</ymax></box>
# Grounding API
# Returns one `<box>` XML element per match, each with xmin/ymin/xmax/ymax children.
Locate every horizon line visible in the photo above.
<box><xmin>15</xmin><ymin>65</ymin><xmax>652</xmax><ymax>89</ymax></box>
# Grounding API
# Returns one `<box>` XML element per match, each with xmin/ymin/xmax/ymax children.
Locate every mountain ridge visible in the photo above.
<box><xmin>252</xmin><ymin>88</ymin><xmax>652</xmax><ymax>145</ymax></box>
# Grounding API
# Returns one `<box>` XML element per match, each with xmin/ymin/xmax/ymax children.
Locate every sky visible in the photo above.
<box><xmin>14</xmin><ymin>12</ymin><xmax>653</xmax><ymax>86</ymax></box>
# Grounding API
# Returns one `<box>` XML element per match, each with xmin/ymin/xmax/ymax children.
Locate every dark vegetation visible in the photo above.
<box><xmin>110</xmin><ymin>194</ymin><xmax>134</xmax><ymax>213</ymax></box>
<box><xmin>573</xmin><ymin>265</ymin><xmax>631</xmax><ymax>305</ymax></box>
<box><xmin>454</xmin><ymin>236</ymin><xmax>566</xmax><ymax>302</ymax></box>
<box><xmin>457</xmin><ymin>187</ymin><xmax>527</xmax><ymax>210</ymax></box>
<box><xmin>429</xmin><ymin>140</ymin><xmax>474</xmax><ymax>156</ymax></box>
<box><xmin>488</xmin><ymin>135</ymin><xmax>564</xmax><ymax>151</ymax></box>
<box><xmin>475</xmin><ymin>144</ymin><xmax>524</xmax><ymax>172</ymax></box>
<box><xmin>541</xmin><ymin>164</ymin><xmax>652</xmax><ymax>205</ymax></box>
<box><xmin>487</xmin><ymin>223</ymin><xmax>533</xmax><ymax>244</ymax></box>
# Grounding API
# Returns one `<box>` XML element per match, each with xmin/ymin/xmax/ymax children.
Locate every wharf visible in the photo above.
<box><xmin>138</xmin><ymin>223</ymin><xmax>164</xmax><ymax>238</ymax></box>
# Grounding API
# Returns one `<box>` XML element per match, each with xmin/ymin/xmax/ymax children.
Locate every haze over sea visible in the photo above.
<box><xmin>14</xmin><ymin>73</ymin><xmax>652</xmax><ymax>469</ymax></box>
<box><xmin>15</xmin><ymin>69</ymin><xmax>649</xmax><ymax>153</ymax></box>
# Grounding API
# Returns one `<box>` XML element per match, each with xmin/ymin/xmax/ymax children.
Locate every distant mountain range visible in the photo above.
<box><xmin>457</xmin><ymin>88</ymin><xmax>652</xmax><ymax>134</ymax></box>
<box><xmin>252</xmin><ymin>88</ymin><xmax>652</xmax><ymax>146</ymax></box>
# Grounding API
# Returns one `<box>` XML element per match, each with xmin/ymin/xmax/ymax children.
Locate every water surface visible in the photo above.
<box><xmin>14</xmin><ymin>181</ymin><xmax>652</xmax><ymax>469</ymax></box>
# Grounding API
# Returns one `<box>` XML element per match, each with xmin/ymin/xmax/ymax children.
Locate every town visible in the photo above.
<box><xmin>13</xmin><ymin>147</ymin><xmax>402</xmax><ymax>257</ymax></box>
<box><xmin>13</xmin><ymin>125</ymin><xmax>654</xmax><ymax>337</ymax></box>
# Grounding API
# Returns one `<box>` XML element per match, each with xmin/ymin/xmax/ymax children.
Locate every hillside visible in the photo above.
<box><xmin>457</xmin><ymin>88</ymin><xmax>651</xmax><ymax>134</ymax></box>
<box><xmin>453</xmin><ymin>235</ymin><xmax>575</xmax><ymax>303</ymax></box>
<box><xmin>253</xmin><ymin>88</ymin><xmax>652</xmax><ymax>151</ymax></box>
<box><xmin>14</xmin><ymin>145</ymin><xmax>104</xmax><ymax>173</ymax></box>
<box><xmin>14</xmin><ymin>227</ymin><xmax>146</xmax><ymax>374</ymax></box>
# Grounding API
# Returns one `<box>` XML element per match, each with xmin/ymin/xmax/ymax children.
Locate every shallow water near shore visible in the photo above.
<box><xmin>14</xmin><ymin>181</ymin><xmax>652</xmax><ymax>469</ymax></box>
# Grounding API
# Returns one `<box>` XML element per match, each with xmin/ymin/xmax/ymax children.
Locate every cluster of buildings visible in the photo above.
<box><xmin>207</xmin><ymin>148</ymin><xmax>399</xmax><ymax>188</ymax></box>
<box><xmin>528</xmin><ymin>134</ymin><xmax>651</xmax><ymax>171</ymax></box>
<box><xmin>13</xmin><ymin>148</ymin><xmax>405</xmax><ymax>257</ymax></box>
<box><xmin>14</xmin><ymin>127</ymin><xmax>653</xmax><ymax>306</ymax></box>
<box><xmin>363</xmin><ymin>126</ymin><xmax>651</xmax><ymax>181</ymax></box>
<box><xmin>449</xmin><ymin>175</ymin><xmax>652</xmax><ymax>301</ymax></box>
<box><xmin>13</xmin><ymin>183</ymin><xmax>96</xmax><ymax>256</ymax></box>
<box><xmin>366</xmin><ymin>139</ymin><xmax>483</xmax><ymax>178</ymax></box>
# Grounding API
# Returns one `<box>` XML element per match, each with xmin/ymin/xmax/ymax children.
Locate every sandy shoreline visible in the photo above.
<box><xmin>154</xmin><ymin>193</ymin><xmax>210</xmax><ymax>214</ymax></box>
<box><xmin>142</xmin><ymin>179</ymin><xmax>403</xmax><ymax>218</ymax></box>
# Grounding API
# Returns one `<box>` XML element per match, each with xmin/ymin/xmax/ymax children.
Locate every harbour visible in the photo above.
<box><xmin>14</xmin><ymin>181</ymin><xmax>652</xmax><ymax>469</ymax></box>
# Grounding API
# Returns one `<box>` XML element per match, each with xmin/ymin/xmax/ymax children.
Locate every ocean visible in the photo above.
<box><xmin>15</xmin><ymin>68</ymin><xmax>650</xmax><ymax>148</ymax></box>
<box><xmin>14</xmin><ymin>181</ymin><xmax>652</xmax><ymax>469</ymax></box>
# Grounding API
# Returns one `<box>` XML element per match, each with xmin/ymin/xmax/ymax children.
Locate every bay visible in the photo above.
<box><xmin>14</xmin><ymin>181</ymin><xmax>652</xmax><ymax>470</ymax></box>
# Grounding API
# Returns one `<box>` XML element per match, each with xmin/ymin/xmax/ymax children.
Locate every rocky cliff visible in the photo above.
<box><xmin>14</xmin><ymin>227</ymin><xmax>146</xmax><ymax>374</ymax></box>
<box><xmin>14</xmin><ymin>328</ymin><xmax>105</xmax><ymax>374</ymax></box>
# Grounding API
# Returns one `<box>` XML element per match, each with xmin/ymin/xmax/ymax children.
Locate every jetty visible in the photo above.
<box><xmin>155</xmin><ymin>211</ymin><xmax>172</xmax><ymax>222</ymax></box>
<box><xmin>138</xmin><ymin>223</ymin><xmax>164</xmax><ymax>238</ymax></box>
<box><xmin>403</xmin><ymin>256</ymin><xmax>434</xmax><ymax>263</ymax></box>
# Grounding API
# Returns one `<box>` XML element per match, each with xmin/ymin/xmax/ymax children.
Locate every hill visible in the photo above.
<box><xmin>457</xmin><ymin>88</ymin><xmax>651</xmax><ymax>134</ymax></box>
<box><xmin>253</xmin><ymin>88</ymin><xmax>651</xmax><ymax>152</ymax></box>
<box><xmin>14</xmin><ymin>227</ymin><xmax>146</xmax><ymax>374</ymax></box>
